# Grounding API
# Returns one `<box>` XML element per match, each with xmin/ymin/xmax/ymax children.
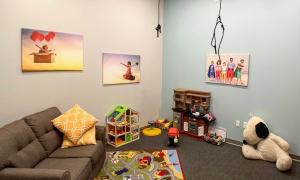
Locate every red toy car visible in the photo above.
<box><xmin>167</xmin><ymin>127</ymin><xmax>179</xmax><ymax>146</ymax></box>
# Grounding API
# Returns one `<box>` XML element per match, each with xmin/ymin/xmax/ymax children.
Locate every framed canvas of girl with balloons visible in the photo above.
<box><xmin>21</xmin><ymin>28</ymin><xmax>83</xmax><ymax>71</ymax></box>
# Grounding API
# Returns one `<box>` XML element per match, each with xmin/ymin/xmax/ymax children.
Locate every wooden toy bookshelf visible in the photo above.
<box><xmin>106</xmin><ymin>105</ymin><xmax>140</xmax><ymax>147</ymax></box>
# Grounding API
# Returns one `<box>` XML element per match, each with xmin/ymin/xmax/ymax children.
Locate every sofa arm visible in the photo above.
<box><xmin>0</xmin><ymin>168</ymin><xmax>71</xmax><ymax>180</ymax></box>
<box><xmin>96</xmin><ymin>125</ymin><xmax>106</xmax><ymax>143</ymax></box>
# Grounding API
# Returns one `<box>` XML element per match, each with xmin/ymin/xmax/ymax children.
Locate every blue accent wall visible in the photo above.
<box><xmin>162</xmin><ymin>0</ymin><xmax>300</xmax><ymax>155</ymax></box>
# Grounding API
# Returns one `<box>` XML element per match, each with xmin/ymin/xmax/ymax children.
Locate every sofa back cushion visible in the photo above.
<box><xmin>0</xmin><ymin>120</ymin><xmax>47</xmax><ymax>169</ymax></box>
<box><xmin>24</xmin><ymin>107</ymin><xmax>63</xmax><ymax>155</ymax></box>
<box><xmin>0</xmin><ymin>128</ymin><xmax>16</xmax><ymax>170</ymax></box>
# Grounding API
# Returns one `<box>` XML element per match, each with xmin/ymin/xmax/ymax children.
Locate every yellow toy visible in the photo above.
<box><xmin>156</xmin><ymin>118</ymin><xmax>173</xmax><ymax>129</ymax></box>
<box><xmin>142</xmin><ymin>120</ymin><xmax>161</xmax><ymax>136</ymax></box>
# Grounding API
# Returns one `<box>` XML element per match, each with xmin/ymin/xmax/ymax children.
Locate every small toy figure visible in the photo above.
<box><xmin>167</xmin><ymin>127</ymin><xmax>179</xmax><ymax>146</ymax></box>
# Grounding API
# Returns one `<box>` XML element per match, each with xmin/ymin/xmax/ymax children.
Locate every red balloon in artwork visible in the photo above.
<box><xmin>30</xmin><ymin>31</ymin><xmax>40</xmax><ymax>41</ymax></box>
<box><xmin>45</xmin><ymin>35</ymin><xmax>51</xmax><ymax>42</ymax></box>
<box><xmin>30</xmin><ymin>34</ymin><xmax>37</xmax><ymax>41</ymax></box>
<box><xmin>30</xmin><ymin>31</ymin><xmax>55</xmax><ymax>42</ymax></box>
<box><xmin>48</xmin><ymin>32</ymin><xmax>55</xmax><ymax>39</ymax></box>
<box><xmin>38</xmin><ymin>33</ymin><xmax>44</xmax><ymax>41</ymax></box>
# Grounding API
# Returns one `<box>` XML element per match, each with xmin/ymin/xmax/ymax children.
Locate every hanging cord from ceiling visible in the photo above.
<box><xmin>155</xmin><ymin>0</ymin><xmax>162</xmax><ymax>38</ymax></box>
<box><xmin>210</xmin><ymin>0</ymin><xmax>225</xmax><ymax>61</ymax></box>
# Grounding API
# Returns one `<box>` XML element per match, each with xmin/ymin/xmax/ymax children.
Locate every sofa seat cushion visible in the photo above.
<box><xmin>35</xmin><ymin>158</ymin><xmax>91</xmax><ymax>180</ymax></box>
<box><xmin>49</xmin><ymin>141</ymin><xmax>105</xmax><ymax>166</ymax></box>
<box><xmin>24</xmin><ymin>107</ymin><xmax>63</xmax><ymax>155</ymax></box>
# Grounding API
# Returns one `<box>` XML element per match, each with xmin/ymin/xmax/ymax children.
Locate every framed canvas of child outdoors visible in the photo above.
<box><xmin>21</xmin><ymin>28</ymin><xmax>83</xmax><ymax>71</ymax></box>
<box><xmin>102</xmin><ymin>53</ymin><xmax>141</xmax><ymax>85</ymax></box>
<box><xmin>206</xmin><ymin>54</ymin><xmax>250</xmax><ymax>87</ymax></box>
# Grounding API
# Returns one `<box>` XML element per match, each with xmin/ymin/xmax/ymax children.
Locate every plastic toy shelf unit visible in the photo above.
<box><xmin>106</xmin><ymin>105</ymin><xmax>140</xmax><ymax>147</ymax></box>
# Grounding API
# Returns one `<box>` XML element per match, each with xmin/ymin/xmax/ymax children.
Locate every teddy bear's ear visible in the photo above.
<box><xmin>255</xmin><ymin>122</ymin><xmax>269</xmax><ymax>139</ymax></box>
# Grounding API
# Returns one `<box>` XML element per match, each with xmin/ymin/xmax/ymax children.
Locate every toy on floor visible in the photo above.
<box><xmin>111</xmin><ymin>167</ymin><xmax>128</xmax><ymax>176</ymax></box>
<box><xmin>203</xmin><ymin>132</ymin><xmax>224</xmax><ymax>146</ymax></box>
<box><xmin>203</xmin><ymin>113</ymin><xmax>216</xmax><ymax>122</ymax></box>
<box><xmin>142</xmin><ymin>120</ymin><xmax>161</xmax><ymax>136</ymax></box>
<box><xmin>156</xmin><ymin>118</ymin><xmax>173</xmax><ymax>129</ymax></box>
<box><xmin>138</xmin><ymin>156</ymin><xmax>152</xmax><ymax>169</ymax></box>
<box><xmin>123</xmin><ymin>175</ymin><xmax>144</xmax><ymax>180</ymax></box>
<box><xmin>242</xmin><ymin>116</ymin><xmax>292</xmax><ymax>171</ymax></box>
<box><xmin>167</xmin><ymin>127</ymin><xmax>179</xmax><ymax>146</ymax></box>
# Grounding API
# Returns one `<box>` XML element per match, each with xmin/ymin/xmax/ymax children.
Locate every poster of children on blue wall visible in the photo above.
<box><xmin>206</xmin><ymin>54</ymin><xmax>250</xmax><ymax>87</ymax></box>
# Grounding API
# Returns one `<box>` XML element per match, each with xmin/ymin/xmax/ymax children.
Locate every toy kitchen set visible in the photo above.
<box><xmin>172</xmin><ymin>88</ymin><xmax>214</xmax><ymax>138</ymax></box>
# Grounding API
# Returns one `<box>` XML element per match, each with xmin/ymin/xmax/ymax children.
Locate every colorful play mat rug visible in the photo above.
<box><xmin>96</xmin><ymin>150</ymin><xmax>185</xmax><ymax>180</ymax></box>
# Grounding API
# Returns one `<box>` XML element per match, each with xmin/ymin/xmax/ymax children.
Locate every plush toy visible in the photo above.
<box><xmin>242</xmin><ymin>116</ymin><xmax>292</xmax><ymax>171</ymax></box>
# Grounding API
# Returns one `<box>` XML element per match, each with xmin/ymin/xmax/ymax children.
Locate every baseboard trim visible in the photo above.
<box><xmin>139</xmin><ymin>127</ymin><xmax>300</xmax><ymax>161</ymax></box>
<box><xmin>225</xmin><ymin>138</ymin><xmax>300</xmax><ymax>162</ymax></box>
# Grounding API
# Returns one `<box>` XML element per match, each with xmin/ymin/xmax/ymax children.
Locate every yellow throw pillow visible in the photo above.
<box><xmin>51</xmin><ymin>104</ymin><xmax>97</xmax><ymax>144</ymax></box>
<box><xmin>61</xmin><ymin>126</ymin><xmax>96</xmax><ymax>148</ymax></box>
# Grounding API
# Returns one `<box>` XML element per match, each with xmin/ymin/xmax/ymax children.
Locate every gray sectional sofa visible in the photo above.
<box><xmin>0</xmin><ymin>107</ymin><xmax>106</xmax><ymax>180</ymax></box>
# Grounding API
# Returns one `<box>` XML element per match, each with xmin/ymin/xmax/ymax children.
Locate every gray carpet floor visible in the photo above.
<box><xmin>106</xmin><ymin>131</ymin><xmax>300</xmax><ymax>180</ymax></box>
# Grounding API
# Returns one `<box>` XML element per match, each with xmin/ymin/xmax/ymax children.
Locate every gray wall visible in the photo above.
<box><xmin>162</xmin><ymin>0</ymin><xmax>300</xmax><ymax>155</ymax></box>
<box><xmin>0</xmin><ymin>0</ymin><xmax>162</xmax><ymax>127</ymax></box>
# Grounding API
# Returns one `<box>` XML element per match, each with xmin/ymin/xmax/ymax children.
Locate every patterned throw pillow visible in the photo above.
<box><xmin>61</xmin><ymin>126</ymin><xmax>96</xmax><ymax>148</ymax></box>
<box><xmin>51</xmin><ymin>104</ymin><xmax>97</xmax><ymax>144</ymax></box>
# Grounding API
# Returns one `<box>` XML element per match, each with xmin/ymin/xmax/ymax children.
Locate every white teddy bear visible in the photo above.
<box><xmin>242</xmin><ymin>116</ymin><xmax>292</xmax><ymax>171</ymax></box>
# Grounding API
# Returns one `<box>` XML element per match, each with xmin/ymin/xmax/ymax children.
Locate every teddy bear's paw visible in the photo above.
<box><xmin>242</xmin><ymin>145</ymin><xmax>262</xmax><ymax>159</ymax></box>
<box><xmin>281</xmin><ymin>142</ymin><xmax>290</xmax><ymax>152</ymax></box>
<box><xmin>276</xmin><ymin>156</ymin><xmax>292</xmax><ymax>171</ymax></box>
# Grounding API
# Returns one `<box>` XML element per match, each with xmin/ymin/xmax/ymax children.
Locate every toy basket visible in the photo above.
<box><xmin>204</xmin><ymin>127</ymin><xmax>226</xmax><ymax>146</ymax></box>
